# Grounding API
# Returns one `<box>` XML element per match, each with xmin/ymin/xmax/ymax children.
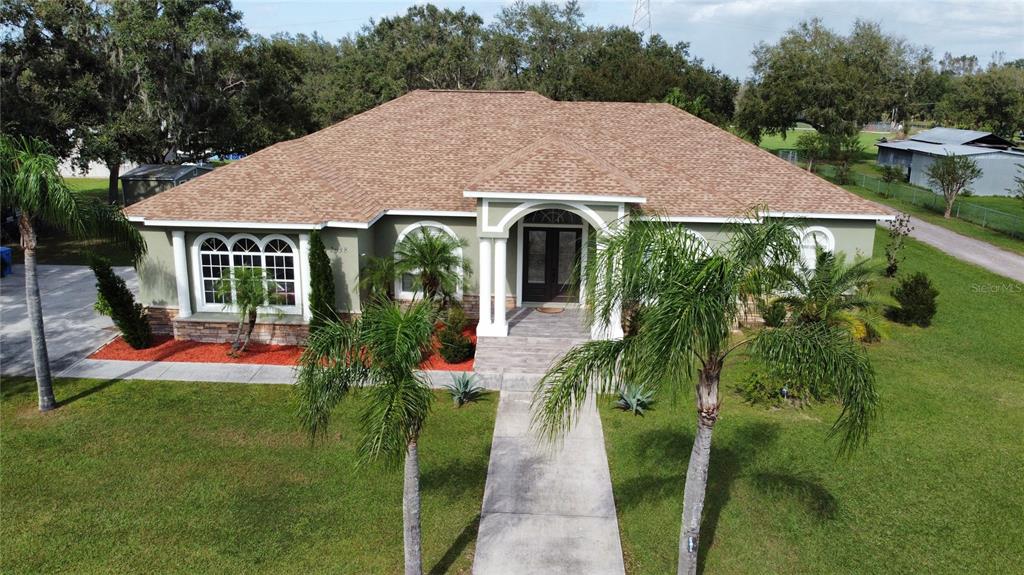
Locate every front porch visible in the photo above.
<box><xmin>471</xmin><ymin>197</ymin><xmax>638</xmax><ymax>340</ymax></box>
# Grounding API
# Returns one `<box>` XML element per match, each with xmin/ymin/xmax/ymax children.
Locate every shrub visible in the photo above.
<box><xmin>890</xmin><ymin>272</ymin><xmax>939</xmax><ymax>327</ymax></box>
<box><xmin>308</xmin><ymin>230</ymin><xmax>337</xmax><ymax>333</ymax></box>
<box><xmin>615</xmin><ymin>383</ymin><xmax>655</xmax><ymax>416</ymax></box>
<box><xmin>445</xmin><ymin>372</ymin><xmax>486</xmax><ymax>407</ymax></box>
<box><xmin>89</xmin><ymin>256</ymin><xmax>152</xmax><ymax>349</ymax></box>
<box><xmin>439</xmin><ymin>328</ymin><xmax>474</xmax><ymax>363</ymax></box>
<box><xmin>736</xmin><ymin>368</ymin><xmax>830</xmax><ymax>408</ymax></box>
<box><xmin>834</xmin><ymin>161</ymin><xmax>852</xmax><ymax>184</ymax></box>
<box><xmin>885</xmin><ymin>213</ymin><xmax>913</xmax><ymax>278</ymax></box>
<box><xmin>446</xmin><ymin>304</ymin><xmax>468</xmax><ymax>332</ymax></box>
<box><xmin>878</xmin><ymin>164</ymin><xmax>904</xmax><ymax>183</ymax></box>
<box><xmin>760</xmin><ymin>300</ymin><xmax>787</xmax><ymax>327</ymax></box>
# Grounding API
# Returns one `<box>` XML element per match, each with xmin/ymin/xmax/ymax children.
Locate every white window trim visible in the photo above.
<box><xmin>190</xmin><ymin>232</ymin><xmax>303</xmax><ymax>315</ymax></box>
<box><xmin>685</xmin><ymin>229</ymin><xmax>712</xmax><ymax>255</ymax></box>
<box><xmin>798</xmin><ymin>226</ymin><xmax>836</xmax><ymax>270</ymax></box>
<box><xmin>393</xmin><ymin>221</ymin><xmax>465</xmax><ymax>301</ymax></box>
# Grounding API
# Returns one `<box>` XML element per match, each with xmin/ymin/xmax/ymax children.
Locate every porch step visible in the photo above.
<box><xmin>474</xmin><ymin>335</ymin><xmax>588</xmax><ymax>375</ymax></box>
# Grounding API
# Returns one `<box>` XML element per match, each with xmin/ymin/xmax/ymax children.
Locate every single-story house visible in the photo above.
<box><xmin>119</xmin><ymin>164</ymin><xmax>215</xmax><ymax>205</ymax></box>
<box><xmin>876</xmin><ymin>128</ymin><xmax>1024</xmax><ymax>196</ymax></box>
<box><xmin>124</xmin><ymin>89</ymin><xmax>892</xmax><ymax>343</ymax></box>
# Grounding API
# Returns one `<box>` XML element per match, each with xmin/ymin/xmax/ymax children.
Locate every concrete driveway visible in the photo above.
<box><xmin>1</xmin><ymin>264</ymin><xmax>137</xmax><ymax>376</ymax></box>
<box><xmin>907</xmin><ymin>216</ymin><xmax>1024</xmax><ymax>284</ymax></box>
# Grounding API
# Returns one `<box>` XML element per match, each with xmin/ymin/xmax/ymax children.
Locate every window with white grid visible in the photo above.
<box><xmin>192</xmin><ymin>233</ymin><xmax>301</xmax><ymax>313</ymax></box>
<box><xmin>264</xmin><ymin>239</ymin><xmax>296</xmax><ymax>306</ymax></box>
<box><xmin>199</xmin><ymin>237</ymin><xmax>231</xmax><ymax>305</ymax></box>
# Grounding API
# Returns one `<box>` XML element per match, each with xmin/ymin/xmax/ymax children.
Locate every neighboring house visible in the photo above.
<box><xmin>876</xmin><ymin>127</ymin><xmax>1024</xmax><ymax>196</ymax></box>
<box><xmin>119</xmin><ymin>164</ymin><xmax>215</xmax><ymax>205</ymax></box>
<box><xmin>124</xmin><ymin>90</ymin><xmax>891</xmax><ymax>343</ymax></box>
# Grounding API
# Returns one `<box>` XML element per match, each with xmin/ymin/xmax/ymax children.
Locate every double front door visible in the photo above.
<box><xmin>523</xmin><ymin>226</ymin><xmax>582</xmax><ymax>303</ymax></box>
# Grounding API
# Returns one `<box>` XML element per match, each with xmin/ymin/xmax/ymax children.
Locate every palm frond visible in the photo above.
<box><xmin>358</xmin><ymin>373</ymin><xmax>434</xmax><ymax>467</ymax></box>
<box><xmin>532</xmin><ymin>338</ymin><xmax>630</xmax><ymax>441</ymax></box>
<box><xmin>749</xmin><ymin>323</ymin><xmax>878</xmax><ymax>454</ymax></box>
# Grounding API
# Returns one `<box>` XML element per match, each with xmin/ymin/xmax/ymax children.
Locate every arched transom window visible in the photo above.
<box><xmin>799</xmin><ymin>226</ymin><xmax>835</xmax><ymax>270</ymax></box>
<box><xmin>394</xmin><ymin>221</ymin><xmax>464</xmax><ymax>300</ymax></box>
<box><xmin>193</xmin><ymin>233</ymin><xmax>300</xmax><ymax>313</ymax></box>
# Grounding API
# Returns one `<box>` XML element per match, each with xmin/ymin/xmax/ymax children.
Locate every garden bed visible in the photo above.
<box><xmin>90</xmin><ymin>327</ymin><xmax>477</xmax><ymax>371</ymax></box>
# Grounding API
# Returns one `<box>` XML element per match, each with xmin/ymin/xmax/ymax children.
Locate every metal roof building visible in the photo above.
<box><xmin>877</xmin><ymin>128</ymin><xmax>1023</xmax><ymax>197</ymax></box>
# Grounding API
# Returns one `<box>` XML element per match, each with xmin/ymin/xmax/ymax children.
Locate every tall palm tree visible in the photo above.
<box><xmin>297</xmin><ymin>299</ymin><xmax>436</xmax><ymax>575</ymax></box>
<box><xmin>775</xmin><ymin>249</ymin><xmax>885</xmax><ymax>340</ymax></box>
<box><xmin>532</xmin><ymin>218</ymin><xmax>878</xmax><ymax>575</ymax></box>
<box><xmin>1</xmin><ymin>135</ymin><xmax>143</xmax><ymax>411</ymax></box>
<box><xmin>393</xmin><ymin>227</ymin><xmax>471</xmax><ymax>305</ymax></box>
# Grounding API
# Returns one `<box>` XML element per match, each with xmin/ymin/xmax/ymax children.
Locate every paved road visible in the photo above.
<box><xmin>904</xmin><ymin>217</ymin><xmax>1024</xmax><ymax>283</ymax></box>
<box><xmin>1</xmin><ymin>264</ymin><xmax>137</xmax><ymax>376</ymax></box>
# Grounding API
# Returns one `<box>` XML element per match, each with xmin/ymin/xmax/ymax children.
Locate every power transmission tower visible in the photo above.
<box><xmin>632</xmin><ymin>0</ymin><xmax>652</xmax><ymax>38</ymax></box>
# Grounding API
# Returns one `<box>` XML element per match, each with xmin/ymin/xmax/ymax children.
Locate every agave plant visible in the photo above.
<box><xmin>445</xmin><ymin>372</ymin><xmax>486</xmax><ymax>407</ymax></box>
<box><xmin>615</xmin><ymin>383</ymin><xmax>656</xmax><ymax>416</ymax></box>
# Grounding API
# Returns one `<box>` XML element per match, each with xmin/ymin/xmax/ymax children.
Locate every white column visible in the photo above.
<box><xmin>171</xmin><ymin>230</ymin><xmax>192</xmax><ymax>318</ymax></box>
<box><xmin>298</xmin><ymin>233</ymin><xmax>312</xmax><ymax>322</ymax></box>
<box><xmin>477</xmin><ymin>237</ymin><xmax>493</xmax><ymax>334</ymax></box>
<box><xmin>492</xmin><ymin>237</ymin><xmax>508</xmax><ymax>336</ymax></box>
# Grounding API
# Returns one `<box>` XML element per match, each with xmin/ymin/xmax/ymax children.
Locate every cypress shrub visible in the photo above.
<box><xmin>890</xmin><ymin>272</ymin><xmax>939</xmax><ymax>327</ymax></box>
<box><xmin>89</xmin><ymin>256</ymin><xmax>152</xmax><ymax>349</ymax></box>
<box><xmin>308</xmin><ymin>230</ymin><xmax>337</xmax><ymax>332</ymax></box>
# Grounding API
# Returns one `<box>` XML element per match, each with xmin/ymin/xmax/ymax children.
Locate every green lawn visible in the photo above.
<box><xmin>2</xmin><ymin>177</ymin><xmax>135</xmax><ymax>265</ymax></box>
<box><xmin>0</xmin><ymin>379</ymin><xmax>496</xmax><ymax>574</ymax></box>
<box><xmin>602</xmin><ymin>229</ymin><xmax>1024</xmax><ymax>574</ymax></box>
<box><xmin>757</xmin><ymin>129</ymin><xmax>891</xmax><ymax>161</ymax></box>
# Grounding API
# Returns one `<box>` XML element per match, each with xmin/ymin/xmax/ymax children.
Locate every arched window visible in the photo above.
<box><xmin>394</xmin><ymin>221</ymin><xmax>464</xmax><ymax>300</ymax></box>
<box><xmin>684</xmin><ymin>229</ymin><xmax>711</xmax><ymax>255</ymax></box>
<box><xmin>799</xmin><ymin>227</ymin><xmax>835</xmax><ymax>270</ymax></box>
<box><xmin>193</xmin><ymin>233</ymin><xmax>300</xmax><ymax>313</ymax></box>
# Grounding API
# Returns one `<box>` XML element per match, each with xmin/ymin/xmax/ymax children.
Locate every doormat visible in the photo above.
<box><xmin>536</xmin><ymin>306</ymin><xmax>564</xmax><ymax>314</ymax></box>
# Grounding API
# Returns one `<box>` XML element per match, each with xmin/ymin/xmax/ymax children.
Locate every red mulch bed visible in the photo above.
<box><xmin>90</xmin><ymin>335</ymin><xmax>302</xmax><ymax>365</ymax></box>
<box><xmin>420</xmin><ymin>327</ymin><xmax>477</xmax><ymax>372</ymax></box>
<box><xmin>91</xmin><ymin>327</ymin><xmax>477</xmax><ymax>371</ymax></box>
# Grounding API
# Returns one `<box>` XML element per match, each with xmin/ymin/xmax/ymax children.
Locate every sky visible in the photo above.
<box><xmin>235</xmin><ymin>0</ymin><xmax>1024</xmax><ymax>79</ymax></box>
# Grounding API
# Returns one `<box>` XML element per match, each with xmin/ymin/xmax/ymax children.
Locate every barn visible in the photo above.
<box><xmin>876</xmin><ymin>128</ymin><xmax>1024</xmax><ymax>197</ymax></box>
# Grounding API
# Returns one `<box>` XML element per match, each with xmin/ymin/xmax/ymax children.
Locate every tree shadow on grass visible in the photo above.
<box><xmin>57</xmin><ymin>377</ymin><xmax>120</xmax><ymax>407</ymax></box>
<box><xmin>427</xmin><ymin>513</ymin><xmax>480</xmax><ymax>575</ymax></box>
<box><xmin>611</xmin><ymin>421</ymin><xmax>840</xmax><ymax>574</ymax></box>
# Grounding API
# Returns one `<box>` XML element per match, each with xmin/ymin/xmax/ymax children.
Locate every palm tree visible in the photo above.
<box><xmin>297</xmin><ymin>299</ymin><xmax>436</xmax><ymax>575</ymax></box>
<box><xmin>214</xmin><ymin>266</ymin><xmax>281</xmax><ymax>356</ymax></box>
<box><xmin>1</xmin><ymin>135</ymin><xmax>143</xmax><ymax>411</ymax></box>
<box><xmin>393</xmin><ymin>227</ymin><xmax>471</xmax><ymax>305</ymax></box>
<box><xmin>359</xmin><ymin>256</ymin><xmax>398</xmax><ymax>300</ymax></box>
<box><xmin>532</xmin><ymin>217</ymin><xmax>878</xmax><ymax>575</ymax></box>
<box><xmin>775</xmin><ymin>249</ymin><xmax>885</xmax><ymax>341</ymax></box>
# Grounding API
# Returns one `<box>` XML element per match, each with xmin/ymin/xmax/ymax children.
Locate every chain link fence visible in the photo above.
<box><xmin>814</xmin><ymin>164</ymin><xmax>1024</xmax><ymax>240</ymax></box>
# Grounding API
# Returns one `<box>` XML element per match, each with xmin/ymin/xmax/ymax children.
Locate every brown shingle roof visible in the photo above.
<box><xmin>125</xmin><ymin>90</ymin><xmax>890</xmax><ymax>224</ymax></box>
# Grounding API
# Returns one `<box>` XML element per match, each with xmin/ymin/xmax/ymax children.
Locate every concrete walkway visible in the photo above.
<box><xmin>472</xmin><ymin>309</ymin><xmax>625</xmax><ymax>575</ymax></box>
<box><xmin>906</xmin><ymin>216</ymin><xmax>1024</xmax><ymax>283</ymax></box>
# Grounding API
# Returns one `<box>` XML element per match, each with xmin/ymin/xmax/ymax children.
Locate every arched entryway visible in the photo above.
<box><xmin>518</xmin><ymin>209</ymin><xmax>586</xmax><ymax>305</ymax></box>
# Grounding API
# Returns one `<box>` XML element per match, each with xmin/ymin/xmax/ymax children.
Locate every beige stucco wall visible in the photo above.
<box><xmin>679</xmin><ymin>219</ymin><xmax>877</xmax><ymax>261</ymax></box>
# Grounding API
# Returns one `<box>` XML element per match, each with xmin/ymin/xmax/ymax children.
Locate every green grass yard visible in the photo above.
<box><xmin>0</xmin><ymin>379</ymin><xmax>496</xmax><ymax>574</ymax></box>
<box><xmin>2</xmin><ymin>177</ymin><xmax>135</xmax><ymax>266</ymax></box>
<box><xmin>601</xmin><ymin>229</ymin><xmax>1024</xmax><ymax>574</ymax></box>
